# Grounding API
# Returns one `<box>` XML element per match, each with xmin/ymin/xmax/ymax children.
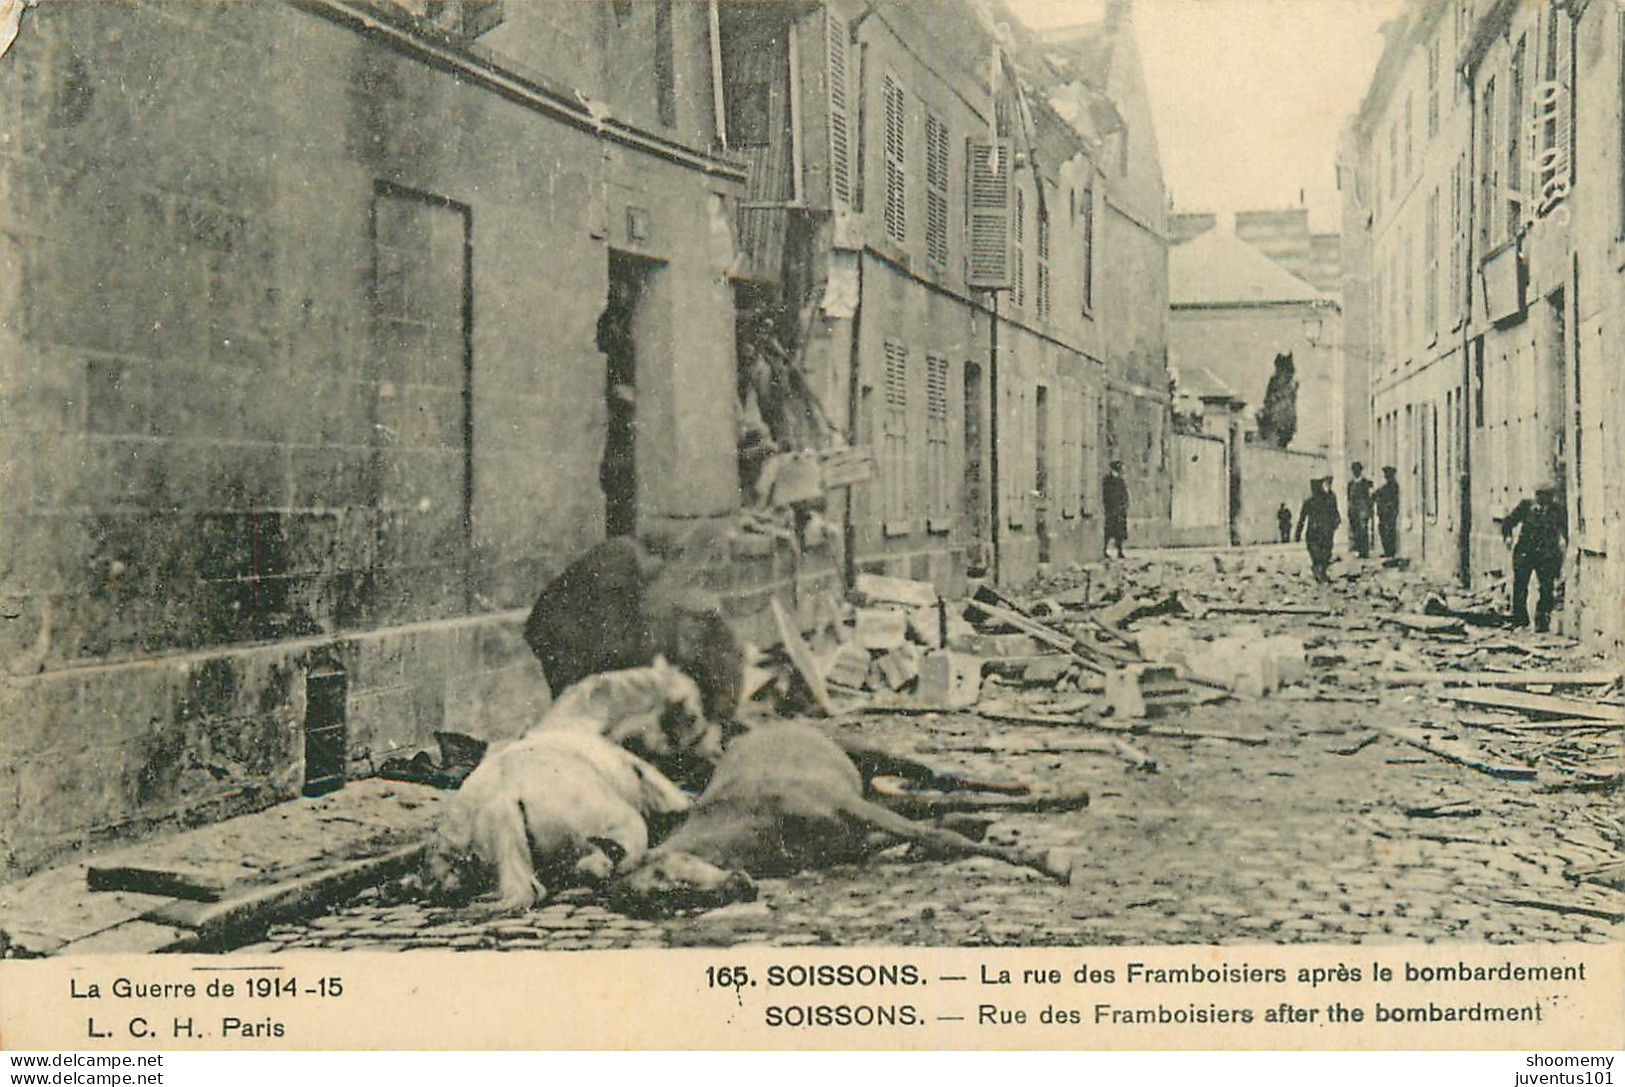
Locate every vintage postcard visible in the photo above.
<box><xmin>0</xmin><ymin>0</ymin><xmax>1620</xmax><ymax>1055</ymax></box>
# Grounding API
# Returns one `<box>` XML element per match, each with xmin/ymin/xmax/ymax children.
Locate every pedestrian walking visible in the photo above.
<box><xmin>1294</xmin><ymin>476</ymin><xmax>1341</xmax><ymax>583</ymax></box>
<box><xmin>1102</xmin><ymin>459</ymin><xmax>1128</xmax><ymax>559</ymax></box>
<box><xmin>1276</xmin><ymin>502</ymin><xmax>1293</xmax><ymax>543</ymax></box>
<box><xmin>1374</xmin><ymin>466</ymin><xmax>1400</xmax><ymax>558</ymax></box>
<box><xmin>1499</xmin><ymin>483</ymin><xmax>1568</xmax><ymax>632</ymax></box>
<box><xmin>1346</xmin><ymin>462</ymin><xmax>1374</xmax><ymax>557</ymax></box>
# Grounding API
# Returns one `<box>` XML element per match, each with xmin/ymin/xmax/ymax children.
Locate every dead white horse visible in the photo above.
<box><xmin>536</xmin><ymin>657</ymin><xmax>723</xmax><ymax>786</ymax></box>
<box><xmin>425</xmin><ymin>730</ymin><xmax>692</xmax><ymax>912</ymax></box>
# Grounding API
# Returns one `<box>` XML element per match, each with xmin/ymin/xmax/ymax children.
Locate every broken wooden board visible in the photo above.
<box><xmin>868</xmin><ymin>778</ymin><xmax>1092</xmax><ymax>817</ymax></box>
<box><xmin>974</xmin><ymin>704</ymin><xmax>1267</xmax><ymax>745</ymax></box>
<box><xmin>1382</xmin><ymin>613</ymin><xmax>1466</xmax><ymax>634</ymax></box>
<box><xmin>1439</xmin><ymin>688</ymin><xmax>1625</xmax><ymax>723</ymax></box>
<box><xmin>772</xmin><ymin>598</ymin><xmax>835</xmax><ymax>716</ymax></box>
<box><xmin>1380</xmin><ymin>726</ymin><xmax>1537</xmax><ymax>779</ymax></box>
<box><xmin>1381</xmin><ymin>669</ymin><xmax>1621</xmax><ymax>688</ymax></box>
<box><xmin>963</xmin><ymin>598</ymin><xmax>1109</xmax><ymax>673</ymax></box>
<box><xmin>854</xmin><ymin>573</ymin><xmax>938</xmax><ymax>609</ymax></box>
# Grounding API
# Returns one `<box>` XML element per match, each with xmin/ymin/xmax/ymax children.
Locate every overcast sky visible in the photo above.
<box><xmin>1008</xmin><ymin>0</ymin><xmax>1400</xmax><ymax>233</ymax></box>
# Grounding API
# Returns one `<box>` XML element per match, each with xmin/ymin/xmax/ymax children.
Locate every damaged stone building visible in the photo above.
<box><xmin>717</xmin><ymin>0</ymin><xmax>1174</xmax><ymax>589</ymax></box>
<box><xmin>0</xmin><ymin>0</ymin><xmax>747</xmax><ymax>872</ymax></box>
<box><xmin>1341</xmin><ymin>0</ymin><xmax>1625</xmax><ymax>651</ymax></box>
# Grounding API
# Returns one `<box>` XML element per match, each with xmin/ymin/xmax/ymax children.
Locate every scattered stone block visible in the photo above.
<box><xmin>1104</xmin><ymin>664</ymin><xmax>1190</xmax><ymax>719</ymax></box>
<box><xmin>854</xmin><ymin>608</ymin><xmax>909</xmax><ymax>650</ymax></box>
<box><xmin>876</xmin><ymin>643</ymin><xmax>922</xmax><ymax>691</ymax></box>
<box><xmin>1021</xmin><ymin>658</ymin><xmax>1072</xmax><ymax>686</ymax></box>
<box><xmin>918</xmin><ymin>650</ymin><xmax>983</xmax><ymax>708</ymax></box>
<box><xmin>908</xmin><ymin>605</ymin><xmax>944</xmax><ymax>649</ymax></box>
<box><xmin>821</xmin><ymin>644</ymin><xmax>872</xmax><ymax>691</ymax></box>
<box><xmin>854</xmin><ymin>573</ymin><xmax>939</xmax><ymax>609</ymax></box>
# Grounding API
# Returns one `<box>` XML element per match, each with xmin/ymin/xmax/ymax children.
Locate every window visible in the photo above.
<box><xmin>1059</xmin><ymin>384</ymin><xmax>1078</xmax><ymax>518</ymax></box>
<box><xmin>1450</xmin><ymin>156</ymin><xmax>1465</xmax><ymax>320</ymax></box>
<box><xmin>1479</xmin><ymin>76</ymin><xmax>1497</xmax><ymax>250</ymax></box>
<box><xmin>654</xmin><ymin>0</ymin><xmax>675</xmax><ymax>127</ymax></box>
<box><xmin>1035</xmin><ymin>195</ymin><xmax>1050</xmax><ymax>321</ymax></box>
<box><xmin>1424</xmin><ymin>188</ymin><xmax>1439</xmax><ymax>336</ymax></box>
<box><xmin>882</xmin><ymin>341</ymin><xmax>910</xmax><ymax>534</ymax></box>
<box><xmin>1427</xmin><ymin>401</ymin><xmax>1439</xmax><ymax>519</ymax></box>
<box><xmin>1508</xmin><ymin>35</ymin><xmax>1526</xmax><ymax>228</ymax></box>
<box><xmin>1388</xmin><ymin>123</ymin><xmax>1399</xmax><ymax>196</ymax></box>
<box><xmin>1404</xmin><ymin>93</ymin><xmax>1414</xmax><ymax>179</ymax></box>
<box><xmin>1427</xmin><ymin>36</ymin><xmax>1440</xmax><ymax>138</ymax></box>
<box><xmin>1011</xmin><ymin>185</ymin><xmax>1026</xmax><ymax>309</ymax></box>
<box><xmin>1373</xmin><ymin>146</ymin><xmax>1384</xmax><ymax>221</ymax></box>
<box><xmin>924</xmin><ymin>111</ymin><xmax>949</xmax><ymax>268</ymax></box>
<box><xmin>1079</xmin><ymin>180</ymin><xmax>1095</xmax><ymax>313</ymax></box>
<box><xmin>1403</xmin><ymin>232</ymin><xmax>1413</xmax><ymax>353</ymax></box>
<box><xmin>883</xmin><ymin>76</ymin><xmax>907</xmax><ymax>245</ymax></box>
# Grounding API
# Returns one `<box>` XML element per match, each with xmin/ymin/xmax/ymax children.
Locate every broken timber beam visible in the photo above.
<box><xmin>1382</xmin><ymin>669</ymin><xmax>1621</xmax><ymax>688</ymax></box>
<box><xmin>772</xmin><ymin>598</ymin><xmax>835</xmax><ymax>716</ymax></box>
<box><xmin>1379</xmin><ymin>726</ymin><xmax>1537</xmax><ymax>779</ymax></box>
<box><xmin>1438</xmin><ymin>688</ymin><xmax>1625</xmax><ymax>723</ymax></box>
<box><xmin>963</xmin><ymin>598</ymin><xmax>1109</xmax><ymax>673</ymax></box>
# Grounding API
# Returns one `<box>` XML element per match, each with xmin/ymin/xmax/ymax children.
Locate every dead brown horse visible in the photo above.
<box><xmin>611</xmin><ymin>723</ymin><xmax>1075</xmax><ymax>913</ymax></box>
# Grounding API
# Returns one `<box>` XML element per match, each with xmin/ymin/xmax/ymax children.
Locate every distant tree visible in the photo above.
<box><xmin>1256</xmin><ymin>352</ymin><xmax>1298</xmax><ymax>449</ymax></box>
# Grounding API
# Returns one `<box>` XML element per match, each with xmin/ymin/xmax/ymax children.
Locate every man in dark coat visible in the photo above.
<box><xmin>1101</xmin><ymin>459</ymin><xmax>1128</xmax><ymax>559</ymax></box>
<box><xmin>1294</xmin><ymin>476</ymin><xmax>1342</xmax><ymax>583</ymax></box>
<box><xmin>1346</xmin><ymin>462</ymin><xmax>1374</xmax><ymax>558</ymax></box>
<box><xmin>1276</xmin><ymin>502</ymin><xmax>1293</xmax><ymax>543</ymax></box>
<box><xmin>1374</xmin><ymin>466</ymin><xmax>1400</xmax><ymax>558</ymax></box>
<box><xmin>1500</xmin><ymin>484</ymin><xmax>1568</xmax><ymax>631</ymax></box>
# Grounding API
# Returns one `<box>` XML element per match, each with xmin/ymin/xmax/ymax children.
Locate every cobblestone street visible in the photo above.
<box><xmin>245</xmin><ymin>548</ymin><xmax>1624</xmax><ymax>954</ymax></box>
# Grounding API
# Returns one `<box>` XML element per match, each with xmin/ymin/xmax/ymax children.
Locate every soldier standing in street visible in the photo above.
<box><xmin>1102</xmin><ymin>459</ymin><xmax>1128</xmax><ymax>559</ymax></box>
<box><xmin>1374</xmin><ymin>466</ymin><xmax>1400</xmax><ymax>558</ymax></box>
<box><xmin>1276</xmin><ymin>502</ymin><xmax>1293</xmax><ymax>543</ymax></box>
<box><xmin>1499</xmin><ymin>483</ymin><xmax>1569</xmax><ymax>632</ymax></box>
<box><xmin>1294</xmin><ymin>476</ymin><xmax>1342</xmax><ymax>583</ymax></box>
<box><xmin>1346</xmin><ymin>462</ymin><xmax>1374</xmax><ymax>558</ymax></box>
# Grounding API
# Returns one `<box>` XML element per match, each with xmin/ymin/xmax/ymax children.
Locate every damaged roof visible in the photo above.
<box><xmin>1170</xmin><ymin>230</ymin><xmax>1332</xmax><ymax>308</ymax></box>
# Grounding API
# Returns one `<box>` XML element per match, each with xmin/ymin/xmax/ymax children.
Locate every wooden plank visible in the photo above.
<box><xmin>1440</xmin><ymin>688</ymin><xmax>1625</xmax><ymax>722</ymax></box>
<box><xmin>964</xmin><ymin>599</ymin><xmax>1108</xmax><ymax>674</ymax></box>
<box><xmin>772</xmin><ymin>598</ymin><xmax>834</xmax><ymax>716</ymax></box>
<box><xmin>1382</xmin><ymin>669</ymin><xmax>1621</xmax><ymax>687</ymax></box>
<box><xmin>1380</xmin><ymin>726</ymin><xmax>1537</xmax><ymax>779</ymax></box>
<box><xmin>1382</xmin><ymin>613</ymin><xmax>1466</xmax><ymax>634</ymax></box>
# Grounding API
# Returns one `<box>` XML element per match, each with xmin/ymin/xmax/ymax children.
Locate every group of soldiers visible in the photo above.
<box><xmin>1279</xmin><ymin>463</ymin><xmax>1569</xmax><ymax>632</ymax></box>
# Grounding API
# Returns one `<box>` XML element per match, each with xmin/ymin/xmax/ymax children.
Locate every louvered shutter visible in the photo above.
<box><xmin>828</xmin><ymin>14</ymin><xmax>852</xmax><ymax>207</ymax></box>
<box><xmin>925</xmin><ymin>113</ymin><xmax>950</xmax><ymax>268</ymax></box>
<box><xmin>965</xmin><ymin>140</ymin><xmax>1011</xmax><ymax>288</ymax></box>
<box><xmin>883</xmin><ymin>78</ymin><xmax>907</xmax><ymax>244</ymax></box>
<box><xmin>883</xmin><ymin>342</ymin><xmax>910</xmax><ymax>535</ymax></box>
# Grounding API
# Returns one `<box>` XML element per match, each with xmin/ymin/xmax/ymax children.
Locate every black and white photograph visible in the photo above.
<box><xmin>0</xmin><ymin>0</ymin><xmax>1620</xmax><ymax>1053</ymax></box>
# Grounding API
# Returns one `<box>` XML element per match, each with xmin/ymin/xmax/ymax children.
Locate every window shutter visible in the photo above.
<box><xmin>883</xmin><ymin>77</ymin><xmax>907</xmax><ymax>244</ymax></box>
<box><xmin>927</xmin><ymin>355</ymin><xmax>951</xmax><ymax>531</ymax></box>
<box><xmin>883</xmin><ymin>341</ymin><xmax>910</xmax><ymax>535</ymax></box>
<box><xmin>965</xmin><ymin>140</ymin><xmax>1011</xmax><ymax>288</ymax></box>
<box><xmin>828</xmin><ymin>15</ymin><xmax>852</xmax><ymax>207</ymax></box>
<box><xmin>925</xmin><ymin>113</ymin><xmax>950</xmax><ymax>268</ymax></box>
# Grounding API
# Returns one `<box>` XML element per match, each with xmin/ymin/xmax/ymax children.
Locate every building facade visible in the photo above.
<box><xmin>720</xmin><ymin>0</ymin><xmax>1174</xmax><ymax>589</ymax></box>
<box><xmin>1342</xmin><ymin>0</ymin><xmax>1625</xmax><ymax>650</ymax></box>
<box><xmin>0</xmin><ymin>0</ymin><xmax>746</xmax><ymax>872</ymax></box>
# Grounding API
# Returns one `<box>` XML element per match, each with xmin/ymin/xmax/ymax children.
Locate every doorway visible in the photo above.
<box><xmin>963</xmin><ymin>362</ymin><xmax>986</xmax><ymax>571</ymax></box>
<box><xmin>1035</xmin><ymin>384</ymin><xmax>1050</xmax><ymax>564</ymax></box>
<box><xmin>600</xmin><ymin>252</ymin><xmax>656</xmax><ymax>537</ymax></box>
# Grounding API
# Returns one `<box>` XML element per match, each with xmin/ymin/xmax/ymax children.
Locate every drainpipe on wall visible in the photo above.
<box><xmin>708</xmin><ymin>0</ymin><xmax>727</xmax><ymax>150</ymax></box>
<box><xmin>988</xmin><ymin>292</ymin><xmax>1002</xmax><ymax>584</ymax></box>
<box><xmin>1459</xmin><ymin>60</ymin><xmax>1476</xmax><ymax>589</ymax></box>
<box><xmin>843</xmin><ymin>253</ymin><xmax>864</xmax><ymax>590</ymax></box>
